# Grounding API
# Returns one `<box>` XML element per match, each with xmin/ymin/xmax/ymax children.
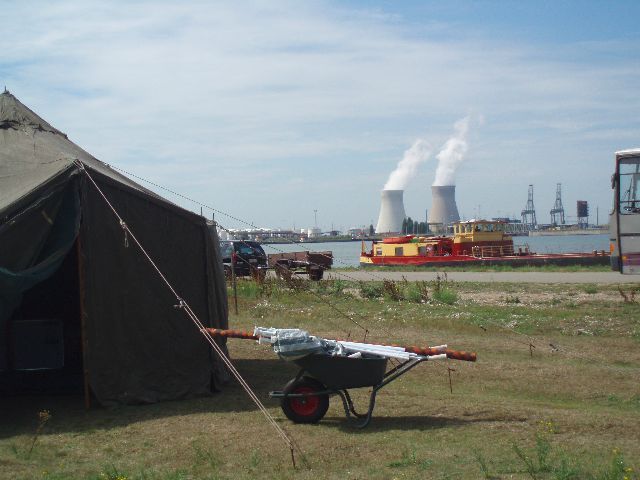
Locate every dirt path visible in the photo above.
<box><xmin>326</xmin><ymin>270</ymin><xmax>639</xmax><ymax>284</ymax></box>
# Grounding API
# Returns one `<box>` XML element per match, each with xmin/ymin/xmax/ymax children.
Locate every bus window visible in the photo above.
<box><xmin>619</xmin><ymin>160</ymin><xmax>640</xmax><ymax>214</ymax></box>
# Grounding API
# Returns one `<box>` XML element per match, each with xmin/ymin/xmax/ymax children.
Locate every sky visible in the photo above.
<box><xmin>2</xmin><ymin>0</ymin><xmax>639</xmax><ymax>231</ymax></box>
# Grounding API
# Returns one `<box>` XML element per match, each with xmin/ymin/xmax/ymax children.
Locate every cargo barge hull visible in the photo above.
<box><xmin>360</xmin><ymin>253</ymin><xmax>610</xmax><ymax>268</ymax></box>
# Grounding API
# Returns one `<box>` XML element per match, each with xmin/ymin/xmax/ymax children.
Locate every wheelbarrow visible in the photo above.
<box><xmin>269</xmin><ymin>352</ymin><xmax>432</xmax><ymax>428</ymax></box>
<box><xmin>204</xmin><ymin>327</ymin><xmax>476</xmax><ymax>428</ymax></box>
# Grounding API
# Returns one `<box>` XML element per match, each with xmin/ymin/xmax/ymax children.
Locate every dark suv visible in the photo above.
<box><xmin>219</xmin><ymin>240</ymin><xmax>268</xmax><ymax>277</ymax></box>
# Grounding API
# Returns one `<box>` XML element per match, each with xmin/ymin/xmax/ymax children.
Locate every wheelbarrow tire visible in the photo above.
<box><xmin>280</xmin><ymin>377</ymin><xmax>329</xmax><ymax>424</ymax></box>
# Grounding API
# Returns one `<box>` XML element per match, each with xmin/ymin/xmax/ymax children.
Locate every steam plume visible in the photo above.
<box><xmin>383</xmin><ymin>138</ymin><xmax>432</xmax><ymax>190</ymax></box>
<box><xmin>433</xmin><ymin>116</ymin><xmax>472</xmax><ymax>186</ymax></box>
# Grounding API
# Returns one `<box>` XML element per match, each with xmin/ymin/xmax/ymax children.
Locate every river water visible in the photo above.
<box><xmin>261</xmin><ymin>234</ymin><xmax>610</xmax><ymax>268</ymax></box>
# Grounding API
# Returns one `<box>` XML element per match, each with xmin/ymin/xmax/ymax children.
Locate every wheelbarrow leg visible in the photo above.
<box><xmin>341</xmin><ymin>390</ymin><xmax>368</xmax><ymax>419</ymax></box>
<box><xmin>337</xmin><ymin>389</ymin><xmax>379</xmax><ymax>428</ymax></box>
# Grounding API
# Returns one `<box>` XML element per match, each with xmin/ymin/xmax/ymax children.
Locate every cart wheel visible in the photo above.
<box><xmin>309</xmin><ymin>267</ymin><xmax>323</xmax><ymax>281</ymax></box>
<box><xmin>280</xmin><ymin>377</ymin><xmax>329</xmax><ymax>424</ymax></box>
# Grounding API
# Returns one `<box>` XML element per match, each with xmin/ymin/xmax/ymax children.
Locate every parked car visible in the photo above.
<box><xmin>220</xmin><ymin>240</ymin><xmax>268</xmax><ymax>278</ymax></box>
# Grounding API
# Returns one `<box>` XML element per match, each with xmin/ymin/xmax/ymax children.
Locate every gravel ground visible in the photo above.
<box><xmin>326</xmin><ymin>270</ymin><xmax>639</xmax><ymax>284</ymax></box>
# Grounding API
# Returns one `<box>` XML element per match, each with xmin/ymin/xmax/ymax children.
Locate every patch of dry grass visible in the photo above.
<box><xmin>1</xmin><ymin>278</ymin><xmax>639</xmax><ymax>479</ymax></box>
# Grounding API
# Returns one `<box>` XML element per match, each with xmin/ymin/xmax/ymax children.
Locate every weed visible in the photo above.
<box><xmin>618</xmin><ymin>287</ymin><xmax>639</xmax><ymax>304</ymax></box>
<box><xmin>192</xmin><ymin>444</ymin><xmax>220</xmax><ymax>470</ymax></box>
<box><xmin>430</xmin><ymin>273</ymin><xmax>457</xmax><ymax>304</ymax></box>
<box><xmin>584</xmin><ymin>284</ymin><xmax>598</xmax><ymax>294</ymax></box>
<box><xmin>96</xmin><ymin>465</ymin><xmax>129</xmax><ymax>480</ymax></box>
<box><xmin>233</xmin><ymin>280</ymin><xmax>260</xmax><ymax>299</ymax></box>
<box><xmin>249</xmin><ymin>450</ymin><xmax>261</xmax><ymax>469</ymax></box>
<box><xmin>598</xmin><ymin>448</ymin><xmax>634</xmax><ymax>480</ymax></box>
<box><xmin>330</xmin><ymin>279</ymin><xmax>346</xmax><ymax>295</ymax></box>
<box><xmin>406</xmin><ymin>281</ymin><xmax>430</xmax><ymax>303</ymax></box>
<box><xmin>27</xmin><ymin>410</ymin><xmax>51</xmax><ymax>458</ymax></box>
<box><xmin>432</xmin><ymin>273</ymin><xmax>444</xmax><ymax>295</ymax></box>
<box><xmin>552</xmin><ymin>456</ymin><xmax>582</xmax><ymax>480</ymax></box>
<box><xmin>387</xmin><ymin>447</ymin><xmax>432</xmax><ymax>470</ymax></box>
<box><xmin>383</xmin><ymin>279</ymin><xmax>404</xmax><ymax>301</ymax></box>
<box><xmin>535</xmin><ymin>432</ymin><xmax>552</xmax><ymax>472</ymax></box>
<box><xmin>512</xmin><ymin>421</ymin><xmax>556</xmax><ymax>478</ymax></box>
<box><xmin>433</xmin><ymin>288</ymin><xmax>458</xmax><ymax>305</ymax></box>
<box><xmin>359</xmin><ymin>281</ymin><xmax>383</xmax><ymax>299</ymax></box>
<box><xmin>512</xmin><ymin>442</ymin><xmax>538</xmax><ymax>479</ymax></box>
<box><xmin>473</xmin><ymin>451</ymin><xmax>495</xmax><ymax>479</ymax></box>
<box><xmin>509</xmin><ymin>421</ymin><xmax>638</xmax><ymax>480</ymax></box>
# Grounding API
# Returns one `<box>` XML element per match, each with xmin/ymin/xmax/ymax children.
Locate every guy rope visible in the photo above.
<box><xmin>74</xmin><ymin>160</ymin><xmax>305</xmax><ymax>468</ymax></box>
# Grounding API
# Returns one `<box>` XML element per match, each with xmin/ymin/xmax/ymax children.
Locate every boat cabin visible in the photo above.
<box><xmin>360</xmin><ymin>220</ymin><xmax>522</xmax><ymax>265</ymax></box>
<box><xmin>451</xmin><ymin>220</ymin><xmax>513</xmax><ymax>256</ymax></box>
<box><xmin>360</xmin><ymin>235</ymin><xmax>454</xmax><ymax>264</ymax></box>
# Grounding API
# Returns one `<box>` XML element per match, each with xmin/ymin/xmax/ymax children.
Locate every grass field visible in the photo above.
<box><xmin>1</xmin><ymin>275</ymin><xmax>639</xmax><ymax>479</ymax></box>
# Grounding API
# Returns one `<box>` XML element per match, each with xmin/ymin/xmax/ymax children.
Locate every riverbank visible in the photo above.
<box><xmin>529</xmin><ymin>228</ymin><xmax>609</xmax><ymax>236</ymax></box>
<box><xmin>262</xmin><ymin>234</ymin><xmax>612</xmax><ymax>268</ymax></box>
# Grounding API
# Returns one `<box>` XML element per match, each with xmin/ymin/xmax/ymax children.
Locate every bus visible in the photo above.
<box><xmin>610</xmin><ymin>148</ymin><xmax>640</xmax><ymax>274</ymax></box>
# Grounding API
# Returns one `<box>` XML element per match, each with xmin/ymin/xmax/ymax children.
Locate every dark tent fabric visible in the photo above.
<box><xmin>1</xmin><ymin>91</ymin><xmax>229</xmax><ymax>404</ymax></box>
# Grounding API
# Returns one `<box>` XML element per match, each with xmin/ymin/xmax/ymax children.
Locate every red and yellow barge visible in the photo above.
<box><xmin>360</xmin><ymin>220</ymin><xmax>609</xmax><ymax>267</ymax></box>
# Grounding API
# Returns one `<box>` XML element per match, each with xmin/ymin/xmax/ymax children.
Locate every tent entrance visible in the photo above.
<box><xmin>1</xmin><ymin>241</ymin><xmax>84</xmax><ymax>396</ymax></box>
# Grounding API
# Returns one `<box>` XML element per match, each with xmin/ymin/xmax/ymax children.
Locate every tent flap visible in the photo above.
<box><xmin>0</xmin><ymin>181</ymin><xmax>81</xmax><ymax>371</ymax></box>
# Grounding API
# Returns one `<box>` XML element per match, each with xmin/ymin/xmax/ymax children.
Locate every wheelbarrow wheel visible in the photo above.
<box><xmin>280</xmin><ymin>377</ymin><xmax>329</xmax><ymax>424</ymax></box>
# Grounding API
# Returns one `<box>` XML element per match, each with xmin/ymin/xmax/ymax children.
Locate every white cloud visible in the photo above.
<box><xmin>2</xmin><ymin>0</ymin><xmax>639</xmax><ymax>228</ymax></box>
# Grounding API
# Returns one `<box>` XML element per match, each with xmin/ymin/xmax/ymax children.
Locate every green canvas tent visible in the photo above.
<box><xmin>0</xmin><ymin>91</ymin><xmax>228</xmax><ymax>405</ymax></box>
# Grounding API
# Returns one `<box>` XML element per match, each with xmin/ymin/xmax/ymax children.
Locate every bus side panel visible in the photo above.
<box><xmin>620</xmin><ymin>235</ymin><xmax>640</xmax><ymax>274</ymax></box>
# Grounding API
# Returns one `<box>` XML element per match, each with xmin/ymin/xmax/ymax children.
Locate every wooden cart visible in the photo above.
<box><xmin>268</xmin><ymin>251</ymin><xmax>333</xmax><ymax>281</ymax></box>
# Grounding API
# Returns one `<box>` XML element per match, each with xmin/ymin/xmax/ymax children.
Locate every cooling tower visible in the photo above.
<box><xmin>375</xmin><ymin>190</ymin><xmax>406</xmax><ymax>234</ymax></box>
<box><xmin>428</xmin><ymin>185</ymin><xmax>460</xmax><ymax>226</ymax></box>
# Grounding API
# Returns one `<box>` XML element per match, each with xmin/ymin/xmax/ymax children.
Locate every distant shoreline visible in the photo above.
<box><xmin>529</xmin><ymin>228</ymin><xmax>609</xmax><ymax>237</ymax></box>
<box><xmin>261</xmin><ymin>237</ymin><xmax>379</xmax><ymax>244</ymax></box>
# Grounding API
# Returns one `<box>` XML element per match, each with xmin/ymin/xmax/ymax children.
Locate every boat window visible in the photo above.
<box><xmin>395</xmin><ymin>247</ymin><xmax>404</xmax><ymax>256</ymax></box>
<box><xmin>465</xmin><ymin>224</ymin><xmax>472</xmax><ymax>233</ymax></box>
<box><xmin>487</xmin><ymin>224</ymin><xmax>494</xmax><ymax>232</ymax></box>
<box><xmin>375</xmin><ymin>248</ymin><xmax>382</xmax><ymax>255</ymax></box>
<box><xmin>418</xmin><ymin>246</ymin><xmax>427</xmax><ymax>256</ymax></box>
<box><xmin>474</xmin><ymin>224</ymin><xmax>481</xmax><ymax>232</ymax></box>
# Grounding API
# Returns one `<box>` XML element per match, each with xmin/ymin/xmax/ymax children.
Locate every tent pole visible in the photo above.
<box><xmin>232</xmin><ymin>262</ymin><xmax>238</xmax><ymax>315</ymax></box>
<box><xmin>76</xmin><ymin>235</ymin><xmax>91</xmax><ymax>410</ymax></box>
